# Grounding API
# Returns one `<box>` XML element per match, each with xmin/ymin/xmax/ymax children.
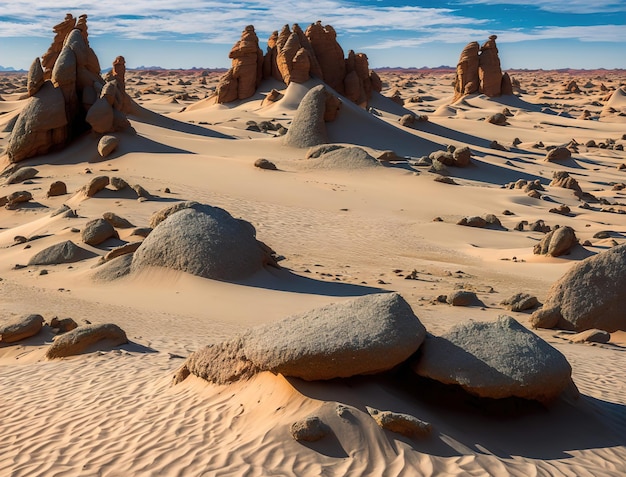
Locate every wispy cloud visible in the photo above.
<box><xmin>0</xmin><ymin>1</ymin><xmax>481</xmax><ymax>42</ymax></box>
<box><xmin>365</xmin><ymin>24</ymin><xmax>626</xmax><ymax>50</ymax></box>
<box><xmin>457</xmin><ymin>0</ymin><xmax>626</xmax><ymax>14</ymax></box>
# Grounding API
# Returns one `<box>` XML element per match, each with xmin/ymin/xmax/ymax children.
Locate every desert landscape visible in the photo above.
<box><xmin>0</xmin><ymin>13</ymin><xmax>625</xmax><ymax>477</ymax></box>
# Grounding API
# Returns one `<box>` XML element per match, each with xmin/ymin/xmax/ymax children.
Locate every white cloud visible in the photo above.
<box><xmin>365</xmin><ymin>24</ymin><xmax>626</xmax><ymax>50</ymax></box>
<box><xmin>458</xmin><ymin>0</ymin><xmax>626</xmax><ymax>14</ymax></box>
<box><xmin>0</xmin><ymin>1</ymin><xmax>481</xmax><ymax>41</ymax></box>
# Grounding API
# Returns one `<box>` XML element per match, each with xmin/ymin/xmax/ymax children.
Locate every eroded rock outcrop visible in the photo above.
<box><xmin>454</xmin><ymin>35</ymin><xmax>510</xmax><ymax>102</ymax></box>
<box><xmin>215</xmin><ymin>25</ymin><xmax>264</xmax><ymax>103</ymax></box>
<box><xmin>7</xmin><ymin>14</ymin><xmax>132</xmax><ymax>163</ymax></box>
<box><xmin>218</xmin><ymin>22</ymin><xmax>381</xmax><ymax>107</ymax></box>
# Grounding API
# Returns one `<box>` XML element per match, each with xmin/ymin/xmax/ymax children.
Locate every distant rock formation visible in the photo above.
<box><xmin>7</xmin><ymin>14</ymin><xmax>132</xmax><ymax>163</ymax></box>
<box><xmin>215</xmin><ymin>25</ymin><xmax>264</xmax><ymax>103</ymax></box>
<box><xmin>216</xmin><ymin>22</ymin><xmax>382</xmax><ymax>107</ymax></box>
<box><xmin>453</xmin><ymin>35</ymin><xmax>510</xmax><ymax>102</ymax></box>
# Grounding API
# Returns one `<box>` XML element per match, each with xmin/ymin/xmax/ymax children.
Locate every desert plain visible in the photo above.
<box><xmin>0</xmin><ymin>17</ymin><xmax>625</xmax><ymax>477</ymax></box>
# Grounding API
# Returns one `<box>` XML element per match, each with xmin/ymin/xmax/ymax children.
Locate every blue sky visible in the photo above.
<box><xmin>0</xmin><ymin>1</ymin><xmax>625</xmax><ymax>70</ymax></box>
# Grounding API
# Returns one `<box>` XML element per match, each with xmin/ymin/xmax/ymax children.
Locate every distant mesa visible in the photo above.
<box><xmin>453</xmin><ymin>35</ymin><xmax>513</xmax><ymax>102</ymax></box>
<box><xmin>215</xmin><ymin>22</ymin><xmax>382</xmax><ymax>108</ymax></box>
<box><xmin>6</xmin><ymin>13</ymin><xmax>133</xmax><ymax>163</ymax></box>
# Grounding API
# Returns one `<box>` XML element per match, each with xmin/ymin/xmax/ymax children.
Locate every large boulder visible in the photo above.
<box><xmin>45</xmin><ymin>323</ymin><xmax>128</xmax><ymax>358</ymax></box>
<box><xmin>533</xmin><ymin>226</ymin><xmax>577</xmax><ymax>257</ymax></box>
<box><xmin>0</xmin><ymin>314</ymin><xmax>45</xmax><ymax>343</ymax></box>
<box><xmin>530</xmin><ymin>244</ymin><xmax>626</xmax><ymax>332</ymax></box>
<box><xmin>283</xmin><ymin>85</ymin><xmax>329</xmax><ymax>148</ymax></box>
<box><xmin>7</xmin><ymin>82</ymin><xmax>68</xmax><ymax>162</ymax></box>
<box><xmin>131</xmin><ymin>202</ymin><xmax>276</xmax><ymax>281</ymax></box>
<box><xmin>178</xmin><ymin>293</ymin><xmax>426</xmax><ymax>384</ymax></box>
<box><xmin>412</xmin><ymin>316</ymin><xmax>573</xmax><ymax>403</ymax></box>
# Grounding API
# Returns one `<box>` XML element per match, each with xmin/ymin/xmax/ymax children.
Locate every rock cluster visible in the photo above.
<box><xmin>7</xmin><ymin>14</ymin><xmax>132</xmax><ymax>163</ymax></box>
<box><xmin>216</xmin><ymin>22</ymin><xmax>382</xmax><ymax>107</ymax></box>
<box><xmin>453</xmin><ymin>35</ymin><xmax>511</xmax><ymax>102</ymax></box>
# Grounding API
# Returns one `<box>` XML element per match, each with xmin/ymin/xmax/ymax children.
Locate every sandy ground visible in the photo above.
<box><xmin>0</xmin><ymin>67</ymin><xmax>625</xmax><ymax>476</ymax></box>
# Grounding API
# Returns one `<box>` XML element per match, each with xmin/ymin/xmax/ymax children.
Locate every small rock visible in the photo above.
<box><xmin>6</xmin><ymin>167</ymin><xmax>38</xmax><ymax>184</ymax></box>
<box><xmin>0</xmin><ymin>314</ymin><xmax>44</xmax><ymax>343</ymax></box>
<box><xmin>97</xmin><ymin>135</ymin><xmax>119</xmax><ymax>157</ymax></box>
<box><xmin>568</xmin><ymin>329</ymin><xmax>611</xmax><ymax>344</ymax></box>
<box><xmin>500</xmin><ymin>292</ymin><xmax>539</xmax><ymax>312</ymax></box>
<box><xmin>545</xmin><ymin>147</ymin><xmax>572</xmax><ymax>162</ymax></box>
<box><xmin>47</xmin><ymin>181</ymin><xmax>67</xmax><ymax>197</ymax></box>
<box><xmin>290</xmin><ymin>415</ymin><xmax>331</xmax><ymax>442</ymax></box>
<box><xmin>367</xmin><ymin>407</ymin><xmax>431</xmax><ymax>438</ymax></box>
<box><xmin>109</xmin><ymin>177</ymin><xmax>129</xmax><ymax>191</ymax></box>
<box><xmin>254</xmin><ymin>158</ymin><xmax>277</xmax><ymax>170</ymax></box>
<box><xmin>102</xmin><ymin>212</ymin><xmax>134</xmax><ymax>229</ymax></box>
<box><xmin>81</xmin><ymin>218</ymin><xmax>117</xmax><ymax>246</ymax></box>
<box><xmin>45</xmin><ymin>323</ymin><xmax>128</xmax><ymax>358</ymax></box>
<box><xmin>49</xmin><ymin>317</ymin><xmax>78</xmax><ymax>333</ymax></box>
<box><xmin>83</xmin><ymin>176</ymin><xmax>110</xmax><ymax>197</ymax></box>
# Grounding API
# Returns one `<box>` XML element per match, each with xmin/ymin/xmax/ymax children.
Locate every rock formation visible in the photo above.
<box><xmin>215</xmin><ymin>25</ymin><xmax>264</xmax><ymax>103</ymax></box>
<box><xmin>533</xmin><ymin>226</ymin><xmax>577</xmax><ymax>257</ymax></box>
<box><xmin>453</xmin><ymin>35</ymin><xmax>509</xmax><ymax>102</ymax></box>
<box><xmin>217</xmin><ymin>22</ymin><xmax>382</xmax><ymax>107</ymax></box>
<box><xmin>412</xmin><ymin>316</ymin><xmax>573</xmax><ymax>403</ymax></box>
<box><xmin>283</xmin><ymin>85</ymin><xmax>339</xmax><ymax>148</ymax></box>
<box><xmin>175</xmin><ymin>293</ymin><xmax>426</xmax><ymax>384</ymax></box>
<box><xmin>530</xmin><ymin>244</ymin><xmax>626</xmax><ymax>332</ymax></box>
<box><xmin>45</xmin><ymin>323</ymin><xmax>128</xmax><ymax>358</ymax></box>
<box><xmin>7</xmin><ymin>14</ymin><xmax>132</xmax><ymax>163</ymax></box>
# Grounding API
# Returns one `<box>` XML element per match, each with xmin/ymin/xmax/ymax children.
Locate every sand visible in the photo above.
<box><xmin>0</xmin><ymin>67</ymin><xmax>625</xmax><ymax>476</ymax></box>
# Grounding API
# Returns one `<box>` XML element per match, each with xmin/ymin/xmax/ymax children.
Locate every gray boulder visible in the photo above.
<box><xmin>177</xmin><ymin>293</ymin><xmax>426</xmax><ymax>383</ymax></box>
<box><xmin>412</xmin><ymin>316</ymin><xmax>573</xmax><ymax>403</ymax></box>
<box><xmin>28</xmin><ymin>240</ymin><xmax>94</xmax><ymax>265</ymax></box>
<box><xmin>290</xmin><ymin>415</ymin><xmax>331</xmax><ymax>442</ymax></box>
<box><xmin>447</xmin><ymin>290</ymin><xmax>480</xmax><ymax>306</ymax></box>
<box><xmin>81</xmin><ymin>218</ymin><xmax>117</xmax><ymax>246</ymax></box>
<box><xmin>530</xmin><ymin>244</ymin><xmax>626</xmax><ymax>332</ymax></box>
<box><xmin>284</xmin><ymin>85</ymin><xmax>328</xmax><ymax>148</ymax></box>
<box><xmin>132</xmin><ymin>202</ymin><xmax>276</xmax><ymax>281</ymax></box>
<box><xmin>533</xmin><ymin>226</ymin><xmax>577</xmax><ymax>257</ymax></box>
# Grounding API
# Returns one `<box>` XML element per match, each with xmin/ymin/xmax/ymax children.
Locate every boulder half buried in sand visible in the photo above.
<box><xmin>0</xmin><ymin>314</ymin><xmax>45</xmax><ymax>343</ymax></box>
<box><xmin>177</xmin><ymin>292</ymin><xmax>426</xmax><ymax>383</ymax></box>
<box><xmin>530</xmin><ymin>244</ymin><xmax>626</xmax><ymax>332</ymax></box>
<box><xmin>46</xmin><ymin>323</ymin><xmax>128</xmax><ymax>358</ymax></box>
<box><xmin>412</xmin><ymin>316</ymin><xmax>572</xmax><ymax>403</ymax></box>
<box><xmin>283</xmin><ymin>84</ymin><xmax>331</xmax><ymax>148</ymax></box>
<box><xmin>131</xmin><ymin>202</ymin><xmax>277</xmax><ymax>281</ymax></box>
<box><xmin>28</xmin><ymin>240</ymin><xmax>95</xmax><ymax>265</ymax></box>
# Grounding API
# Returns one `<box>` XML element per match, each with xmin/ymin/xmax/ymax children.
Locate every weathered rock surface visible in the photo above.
<box><xmin>47</xmin><ymin>180</ymin><xmax>67</xmax><ymax>197</ymax></box>
<box><xmin>530</xmin><ymin>244</ymin><xmax>626</xmax><ymax>332</ymax></box>
<box><xmin>102</xmin><ymin>212</ymin><xmax>134</xmax><ymax>228</ymax></box>
<box><xmin>216</xmin><ymin>25</ymin><xmax>264</xmax><ymax>103</ymax></box>
<box><xmin>533</xmin><ymin>226</ymin><xmax>577</xmax><ymax>257</ymax></box>
<box><xmin>500</xmin><ymin>293</ymin><xmax>540</xmax><ymax>312</ymax></box>
<box><xmin>290</xmin><ymin>415</ymin><xmax>331</xmax><ymax>442</ymax></box>
<box><xmin>447</xmin><ymin>290</ymin><xmax>480</xmax><ymax>306</ymax></box>
<box><xmin>6</xmin><ymin>167</ymin><xmax>38</xmax><ymax>184</ymax></box>
<box><xmin>412</xmin><ymin>316</ymin><xmax>573</xmax><ymax>403</ymax></box>
<box><xmin>50</xmin><ymin>317</ymin><xmax>78</xmax><ymax>333</ymax></box>
<box><xmin>83</xmin><ymin>175</ymin><xmax>109</xmax><ymax>197</ymax></box>
<box><xmin>132</xmin><ymin>202</ymin><xmax>277</xmax><ymax>281</ymax></box>
<box><xmin>0</xmin><ymin>314</ymin><xmax>45</xmax><ymax>343</ymax></box>
<box><xmin>28</xmin><ymin>240</ymin><xmax>94</xmax><ymax>265</ymax></box>
<box><xmin>568</xmin><ymin>329</ymin><xmax>610</xmax><ymax>344</ymax></box>
<box><xmin>46</xmin><ymin>323</ymin><xmax>128</xmax><ymax>358</ymax></box>
<box><xmin>178</xmin><ymin>293</ymin><xmax>426</xmax><ymax>384</ymax></box>
<box><xmin>104</xmin><ymin>242</ymin><xmax>142</xmax><ymax>262</ymax></box>
<box><xmin>550</xmin><ymin>170</ymin><xmax>582</xmax><ymax>196</ymax></box>
<box><xmin>81</xmin><ymin>218</ymin><xmax>117</xmax><ymax>245</ymax></box>
<box><xmin>283</xmin><ymin>85</ymin><xmax>330</xmax><ymax>148</ymax></box>
<box><xmin>478</xmin><ymin>35</ymin><xmax>503</xmax><ymax>97</ymax></box>
<box><xmin>98</xmin><ymin>135</ymin><xmax>119</xmax><ymax>157</ymax></box>
<box><xmin>366</xmin><ymin>407</ymin><xmax>432</xmax><ymax>438</ymax></box>
<box><xmin>453</xmin><ymin>42</ymin><xmax>480</xmax><ymax>102</ymax></box>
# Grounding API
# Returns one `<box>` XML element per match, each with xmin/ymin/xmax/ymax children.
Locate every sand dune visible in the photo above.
<box><xmin>0</xmin><ymin>67</ymin><xmax>625</xmax><ymax>476</ymax></box>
